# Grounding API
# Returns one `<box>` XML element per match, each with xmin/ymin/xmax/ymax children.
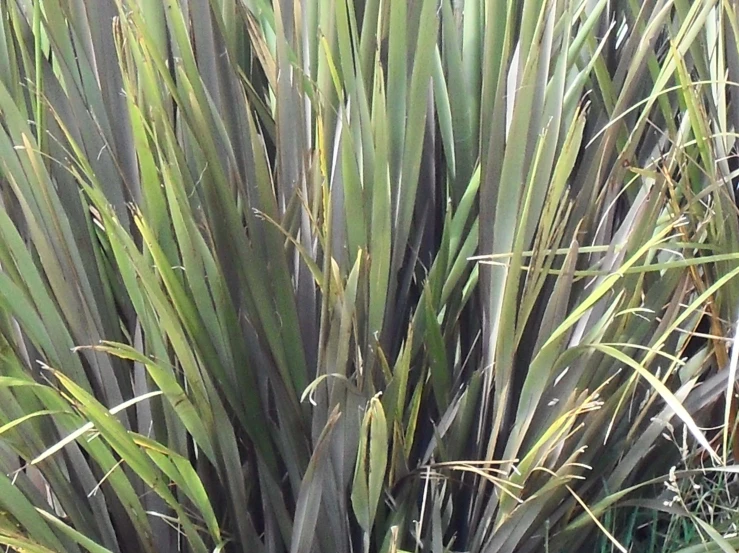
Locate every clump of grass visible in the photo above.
<box><xmin>601</xmin><ymin>423</ymin><xmax>739</xmax><ymax>552</ymax></box>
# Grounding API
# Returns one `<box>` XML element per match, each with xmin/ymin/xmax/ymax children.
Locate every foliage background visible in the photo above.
<box><xmin>1</xmin><ymin>0</ymin><xmax>739</xmax><ymax>551</ymax></box>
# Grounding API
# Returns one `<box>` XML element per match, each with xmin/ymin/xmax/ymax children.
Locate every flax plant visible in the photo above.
<box><xmin>0</xmin><ymin>0</ymin><xmax>739</xmax><ymax>552</ymax></box>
